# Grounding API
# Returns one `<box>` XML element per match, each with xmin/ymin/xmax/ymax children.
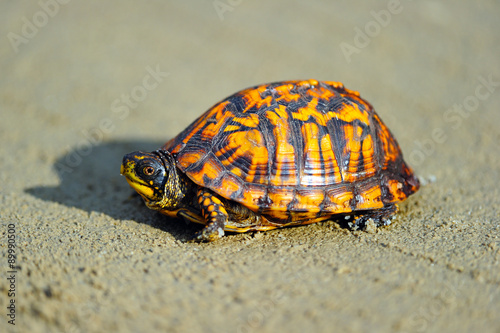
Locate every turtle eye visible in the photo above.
<box><xmin>143</xmin><ymin>166</ymin><xmax>155</xmax><ymax>176</ymax></box>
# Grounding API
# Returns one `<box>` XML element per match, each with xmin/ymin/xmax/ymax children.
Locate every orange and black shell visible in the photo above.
<box><xmin>164</xmin><ymin>79</ymin><xmax>419</xmax><ymax>222</ymax></box>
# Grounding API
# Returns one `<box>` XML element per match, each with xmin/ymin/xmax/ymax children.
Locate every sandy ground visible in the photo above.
<box><xmin>1</xmin><ymin>1</ymin><xmax>499</xmax><ymax>332</ymax></box>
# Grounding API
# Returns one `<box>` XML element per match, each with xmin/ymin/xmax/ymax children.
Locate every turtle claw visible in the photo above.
<box><xmin>190</xmin><ymin>227</ymin><xmax>225</xmax><ymax>242</ymax></box>
<box><xmin>191</xmin><ymin>189</ymin><xmax>228</xmax><ymax>242</ymax></box>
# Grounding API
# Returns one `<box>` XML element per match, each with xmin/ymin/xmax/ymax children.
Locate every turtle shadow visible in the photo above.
<box><xmin>25</xmin><ymin>140</ymin><xmax>200</xmax><ymax>241</ymax></box>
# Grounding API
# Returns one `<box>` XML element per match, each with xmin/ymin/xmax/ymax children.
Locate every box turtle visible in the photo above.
<box><xmin>121</xmin><ymin>79</ymin><xmax>419</xmax><ymax>241</ymax></box>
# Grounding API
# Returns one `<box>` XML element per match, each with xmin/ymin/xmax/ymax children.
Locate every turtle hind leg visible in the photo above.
<box><xmin>190</xmin><ymin>189</ymin><xmax>228</xmax><ymax>242</ymax></box>
<box><xmin>349</xmin><ymin>204</ymin><xmax>398</xmax><ymax>231</ymax></box>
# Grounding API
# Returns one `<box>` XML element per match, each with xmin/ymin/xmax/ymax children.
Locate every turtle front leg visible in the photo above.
<box><xmin>191</xmin><ymin>188</ymin><xmax>228</xmax><ymax>242</ymax></box>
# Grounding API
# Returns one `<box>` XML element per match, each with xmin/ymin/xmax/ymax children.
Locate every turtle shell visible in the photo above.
<box><xmin>164</xmin><ymin>79</ymin><xmax>419</xmax><ymax>222</ymax></box>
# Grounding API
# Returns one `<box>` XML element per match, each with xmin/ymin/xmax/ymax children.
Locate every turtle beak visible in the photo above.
<box><xmin>120</xmin><ymin>158</ymin><xmax>137</xmax><ymax>179</ymax></box>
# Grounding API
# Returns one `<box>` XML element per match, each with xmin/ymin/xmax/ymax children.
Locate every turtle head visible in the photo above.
<box><xmin>121</xmin><ymin>150</ymin><xmax>184</xmax><ymax>210</ymax></box>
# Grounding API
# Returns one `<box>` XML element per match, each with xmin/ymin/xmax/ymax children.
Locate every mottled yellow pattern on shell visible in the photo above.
<box><xmin>164</xmin><ymin>80</ymin><xmax>419</xmax><ymax>224</ymax></box>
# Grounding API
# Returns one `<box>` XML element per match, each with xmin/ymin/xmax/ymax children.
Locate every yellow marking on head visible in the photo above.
<box><xmin>124</xmin><ymin>178</ymin><xmax>155</xmax><ymax>201</ymax></box>
<box><xmin>120</xmin><ymin>160</ymin><xmax>137</xmax><ymax>177</ymax></box>
<box><xmin>132</xmin><ymin>154</ymin><xmax>149</xmax><ymax>160</ymax></box>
